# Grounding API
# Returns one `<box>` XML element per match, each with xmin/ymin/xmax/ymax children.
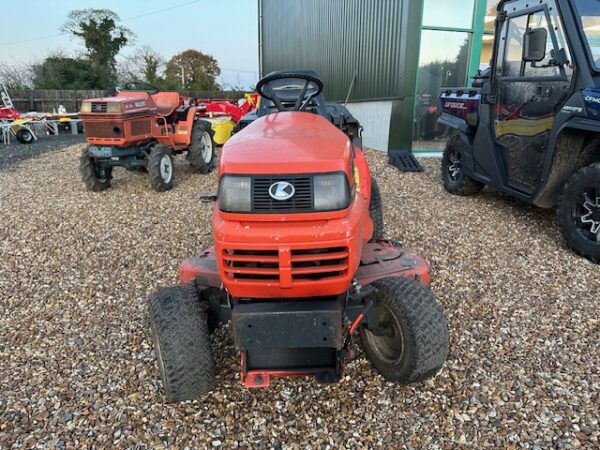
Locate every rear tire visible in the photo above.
<box><xmin>186</xmin><ymin>120</ymin><xmax>216</xmax><ymax>173</ymax></box>
<box><xmin>147</xmin><ymin>143</ymin><xmax>175</xmax><ymax>192</ymax></box>
<box><xmin>79</xmin><ymin>148</ymin><xmax>112</xmax><ymax>191</ymax></box>
<box><xmin>16</xmin><ymin>128</ymin><xmax>34</xmax><ymax>144</ymax></box>
<box><xmin>148</xmin><ymin>285</ymin><xmax>215</xmax><ymax>402</ymax></box>
<box><xmin>369</xmin><ymin>178</ymin><xmax>384</xmax><ymax>241</ymax></box>
<box><xmin>558</xmin><ymin>163</ymin><xmax>600</xmax><ymax>263</ymax></box>
<box><xmin>442</xmin><ymin>135</ymin><xmax>484</xmax><ymax>195</ymax></box>
<box><xmin>360</xmin><ymin>277</ymin><xmax>448</xmax><ymax>384</ymax></box>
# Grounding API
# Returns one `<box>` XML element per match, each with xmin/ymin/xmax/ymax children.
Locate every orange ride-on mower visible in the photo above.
<box><xmin>148</xmin><ymin>71</ymin><xmax>448</xmax><ymax>401</ymax></box>
<box><xmin>79</xmin><ymin>82</ymin><xmax>216</xmax><ymax>192</ymax></box>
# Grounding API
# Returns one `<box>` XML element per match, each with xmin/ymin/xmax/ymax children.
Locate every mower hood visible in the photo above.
<box><xmin>220</xmin><ymin>112</ymin><xmax>353</xmax><ymax>176</ymax></box>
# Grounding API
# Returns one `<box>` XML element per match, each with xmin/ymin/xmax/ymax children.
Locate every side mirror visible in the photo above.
<box><xmin>523</xmin><ymin>28</ymin><xmax>547</xmax><ymax>62</ymax></box>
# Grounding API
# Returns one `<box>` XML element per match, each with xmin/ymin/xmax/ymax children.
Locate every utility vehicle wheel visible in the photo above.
<box><xmin>16</xmin><ymin>128</ymin><xmax>34</xmax><ymax>144</ymax></box>
<box><xmin>186</xmin><ymin>120</ymin><xmax>215</xmax><ymax>173</ymax></box>
<box><xmin>147</xmin><ymin>144</ymin><xmax>175</xmax><ymax>192</ymax></box>
<box><xmin>369</xmin><ymin>178</ymin><xmax>384</xmax><ymax>241</ymax></box>
<box><xmin>79</xmin><ymin>149</ymin><xmax>112</xmax><ymax>191</ymax></box>
<box><xmin>558</xmin><ymin>162</ymin><xmax>600</xmax><ymax>263</ymax></box>
<box><xmin>148</xmin><ymin>285</ymin><xmax>215</xmax><ymax>402</ymax></box>
<box><xmin>360</xmin><ymin>277</ymin><xmax>448</xmax><ymax>384</ymax></box>
<box><xmin>442</xmin><ymin>135</ymin><xmax>484</xmax><ymax>195</ymax></box>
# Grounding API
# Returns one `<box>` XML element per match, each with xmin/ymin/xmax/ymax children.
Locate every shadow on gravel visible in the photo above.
<box><xmin>0</xmin><ymin>134</ymin><xmax>85</xmax><ymax>171</ymax></box>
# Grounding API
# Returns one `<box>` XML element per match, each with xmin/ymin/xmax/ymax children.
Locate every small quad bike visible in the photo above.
<box><xmin>149</xmin><ymin>71</ymin><xmax>448</xmax><ymax>401</ymax></box>
<box><xmin>439</xmin><ymin>0</ymin><xmax>600</xmax><ymax>262</ymax></box>
<box><xmin>79</xmin><ymin>82</ymin><xmax>216</xmax><ymax>192</ymax></box>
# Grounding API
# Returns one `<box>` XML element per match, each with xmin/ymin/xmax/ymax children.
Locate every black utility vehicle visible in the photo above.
<box><xmin>439</xmin><ymin>0</ymin><xmax>600</xmax><ymax>262</ymax></box>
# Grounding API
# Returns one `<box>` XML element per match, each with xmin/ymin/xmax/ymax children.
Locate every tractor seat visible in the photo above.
<box><xmin>151</xmin><ymin>92</ymin><xmax>181</xmax><ymax>117</ymax></box>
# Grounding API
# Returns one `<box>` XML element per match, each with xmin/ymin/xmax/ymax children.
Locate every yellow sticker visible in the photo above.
<box><xmin>354</xmin><ymin>167</ymin><xmax>361</xmax><ymax>192</ymax></box>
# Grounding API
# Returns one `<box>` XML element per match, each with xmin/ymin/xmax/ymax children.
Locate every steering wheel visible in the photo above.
<box><xmin>123</xmin><ymin>81</ymin><xmax>160</xmax><ymax>95</ymax></box>
<box><xmin>256</xmin><ymin>72</ymin><xmax>323</xmax><ymax>112</ymax></box>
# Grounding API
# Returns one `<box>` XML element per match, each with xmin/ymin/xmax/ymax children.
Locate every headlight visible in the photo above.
<box><xmin>314</xmin><ymin>172</ymin><xmax>350</xmax><ymax>211</ymax></box>
<box><xmin>107</xmin><ymin>102</ymin><xmax>122</xmax><ymax>113</ymax></box>
<box><xmin>80</xmin><ymin>101</ymin><xmax>91</xmax><ymax>113</ymax></box>
<box><xmin>219</xmin><ymin>175</ymin><xmax>251</xmax><ymax>212</ymax></box>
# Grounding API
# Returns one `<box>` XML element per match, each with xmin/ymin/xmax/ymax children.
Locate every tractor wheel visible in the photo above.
<box><xmin>558</xmin><ymin>162</ymin><xmax>600</xmax><ymax>263</ymax></box>
<box><xmin>79</xmin><ymin>149</ymin><xmax>112</xmax><ymax>191</ymax></box>
<box><xmin>369</xmin><ymin>177</ymin><xmax>384</xmax><ymax>241</ymax></box>
<box><xmin>148</xmin><ymin>285</ymin><xmax>215</xmax><ymax>402</ymax></box>
<box><xmin>16</xmin><ymin>128</ymin><xmax>34</xmax><ymax>144</ymax></box>
<box><xmin>442</xmin><ymin>135</ymin><xmax>484</xmax><ymax>195</ymax></box>
<box><xmin>360</xmin><ymin>277</ymin><xmax>448</xmax><ymax>384</ymax></box>
<box><xmin>147</xmin><ymin>143</ymin><xmax>175</xmax><ymax>192</ymax></box>
<box><xmin>186</xmin><ymin>120</ymin><xmax>216</xmax><ymax>173</ymax></box>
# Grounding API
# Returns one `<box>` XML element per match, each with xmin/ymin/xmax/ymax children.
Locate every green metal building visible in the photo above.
<box><xmin>258</xmin><ymin>0</ymin><xmax>498</xmax><ymax>153</ymax></box>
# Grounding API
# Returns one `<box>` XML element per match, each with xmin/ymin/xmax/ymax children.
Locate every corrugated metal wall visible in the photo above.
<box><xmin>259</xmin><ymin>0</ymin><xmax>406</xmax><ymax>102</ymax></box>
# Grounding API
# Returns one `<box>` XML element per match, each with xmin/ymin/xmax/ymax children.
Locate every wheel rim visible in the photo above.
<box><xmin>200</xmin><ymin>132</ymin><xmax>213</xmax><ymax>163</ymax></box>
<box><xmin>363</xmin><ymin>303</ymin><xmax>404</xmax><ymax>364</ymax></box>
<box><xmin>159</xmin><ymin>155</ymin><xmax>173</xmax><ymax>183</ymax></box>
<box><xmin>447</xmin><ymin>148</ymin><xmax>462</xmax><ymax>181</ymax></box>
<box><xmin>93</xmin><ymin>164</ymin><xmax>109</xmax><ymax>183</ymax></box>
<box><xmin>573</xmin><ymin>185</ymin><xmax>600</xmax><ymax>243</ymax></box>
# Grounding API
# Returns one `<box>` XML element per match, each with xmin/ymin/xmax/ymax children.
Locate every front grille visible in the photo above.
<box><xmin>222</xmin><ymin>247</ymin><xmax>349</xmax><ymax>282</ymax></box>
<box><xmin>252</xmin><ymin>176</ymin><xmax>313</xmax><ymax>212</ymax></box>
<box><xmin>84</xmin><ymin>121</ymin><xmax>121</xmax><ymax>139</ymax></box>
<box><xmin>223</xmin><ymin>249</ymin><xmax>279</xmax><ymax>281</ymax></box>
<box><xmin>291</xmin><ymin>247</ymin><xmax>348</xmax><ymax>280</ymax></box>
<box><xmin>91</xmin><ymin>102</ymin><xmax>107</xmax><ymax>113</ymax></box>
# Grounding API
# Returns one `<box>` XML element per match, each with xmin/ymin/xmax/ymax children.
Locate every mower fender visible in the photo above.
<box><xmin>355</xmin><ymin>241</ymin><xmax>431</xmax><ymax>287</ymax></box>
<box><xmin>178</xmin><ymin>248</ymin><xmax>222</xmax><ymax>287</ymax></box>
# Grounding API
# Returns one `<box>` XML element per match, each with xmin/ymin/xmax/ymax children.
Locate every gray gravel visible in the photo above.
<box><xmin>0</xmin><ymin>145</ymin><xmax>598</xmax><ymax>449</ymax></box>
<box><xmin>0</xmin><ymin>135</ymin><xmax>84</xmax><ymax>171</ymax></box>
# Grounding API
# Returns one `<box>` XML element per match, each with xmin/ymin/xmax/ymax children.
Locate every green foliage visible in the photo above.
<box><xmin>164</xmin><ymin>49</ymin><xmax>221</xmax><ymax>91</ymax></box>
<box><xmin>32</xmin><ymin>56</ymin><xmax>103</xmax><ymax>89</ymax></box>
<box><xmin>61</xmin><ymin>8</ymin><xmax>134</xmax><ymax>88</ymax></box>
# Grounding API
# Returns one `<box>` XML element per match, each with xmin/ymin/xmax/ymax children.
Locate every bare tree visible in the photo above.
<box><xmin>0</xmin><ymin>61</ymin><xmax>33</xmax><ymax>89</ymax></box>
<box><xmin>118</xmin><ymin>45</ymin><xmax>165</xmax><ymax>85</ymax></box>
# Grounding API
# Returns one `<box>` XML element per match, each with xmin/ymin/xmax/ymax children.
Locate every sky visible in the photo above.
<box><xmin>0</xmin><ymin>0</ymin><xmax>259</xmax><ymax>89</ymax></box>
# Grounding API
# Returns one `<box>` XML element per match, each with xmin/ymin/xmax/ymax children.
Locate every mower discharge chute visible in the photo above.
<box><xmin>78</xmin><ymin>82</ymin><xmax>217</xmax><ymax>192</ymax></box>
<box><xmin>149</xmin><ymin>71</ymin><xmax>449</xmax><ymax>401</ymax></box>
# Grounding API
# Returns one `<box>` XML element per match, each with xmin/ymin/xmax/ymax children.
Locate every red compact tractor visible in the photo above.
<box><xmin>148</xmin><ymin>71</ymin><xmax>448</xmax><ymax>401</ymax></box>
<box><xmin>79</xmin><ymin>82</ymin><xmax>216</xmax><ymax>192</ymax></box>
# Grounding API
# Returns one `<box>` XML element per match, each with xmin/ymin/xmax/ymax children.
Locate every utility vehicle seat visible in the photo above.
<box><xmin>152</xmin><ymin>92</ymin><xmax>181</xmax><ymax>117</ymax></box>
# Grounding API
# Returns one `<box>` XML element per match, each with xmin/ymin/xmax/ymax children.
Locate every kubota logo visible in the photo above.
<box><xmin>268</xmin><ymin>181</ymin><xmax>295</xmax><ymax>200</ymax></box>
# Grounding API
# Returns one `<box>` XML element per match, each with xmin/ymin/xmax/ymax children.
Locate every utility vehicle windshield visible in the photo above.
<box><xmin>574</xmin><ymin>0</ymin><xmax>600</xmax><ymax>69</ymax></box>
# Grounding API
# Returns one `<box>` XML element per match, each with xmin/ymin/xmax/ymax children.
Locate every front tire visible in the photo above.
<box><xmin>147</xmin><ymin>143</ymin><xmax>175</xmax><ymax>192</ymax></box>
<box><xmin>442</xmin><ymin>135</ymin><xmax>484</xmax><ymax>195</ymax></box>
<box><xmin>148</xmin><ymin>286</ymin><xmax>215</xmax><ymax>402</ymax></box>
<box><xmin>558</xmin><ymin>163</ymin><xmax>600</xmax><ymax>263</ymax></box>
<box><xmin>79</xmin><ymin>149</ymin><xmax>112</xmax><ymax>191</ymax></box>
<box><xmin>186</xmin><ymin>120</ymin><xmax>216</xmax><ymax>173</ymax></box>
<box><xmin>360</xmin><ymin>277</ymin><xmax>448</xmax><ymax>384</ymax></box>
<box><xmin>369</xmin><ymin>177</ymin><xmax>384</xmax><ymax>241</ymax></box>
<box><xmin>16</xmin><ymin>128</ymin><xmax>34</xmax><ymax>144</ymax></box>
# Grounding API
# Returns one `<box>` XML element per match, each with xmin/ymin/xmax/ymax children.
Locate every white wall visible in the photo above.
<box><xmin>345</xmin><ymin>100</ymin><xmax>393</xmax><ymax>152</ymax></box>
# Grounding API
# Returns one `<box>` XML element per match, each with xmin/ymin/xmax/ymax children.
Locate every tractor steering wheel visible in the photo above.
<box><xmin>123</xmin><ymin>81</ymin><xmax>160</xmax><ymax>95</ymax></box>
<box><xmin>256</xmin><ymin>72</ymin><xmax>323</xmax><ymax>112</ymax></box>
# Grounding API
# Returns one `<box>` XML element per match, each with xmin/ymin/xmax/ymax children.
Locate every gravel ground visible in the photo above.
<box><xmin>0</xmin><ymin>144</ymin><xmax>598</xmax><ymax>449</ymax></box>
<box><xmin>0</xmin><ymin>135</ymin><xmax>85</xmax><ymax>171</ymax></box>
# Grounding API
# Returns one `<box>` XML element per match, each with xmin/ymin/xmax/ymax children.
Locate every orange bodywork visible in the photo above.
<box><xmin>79</xmin><ymin>91</ymin><xmax>196</xmax><ymax>150</ymax></box>
<box><xmin>212</xmin><ymin>111</ymin><xmax>374</xmax><ymax>299</ymax></box>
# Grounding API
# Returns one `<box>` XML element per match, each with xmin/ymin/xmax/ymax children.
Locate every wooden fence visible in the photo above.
<box><xmin>7</xmin><ymin>89</ymin><xmax>248</xmax><ymax>114</ymax></box>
